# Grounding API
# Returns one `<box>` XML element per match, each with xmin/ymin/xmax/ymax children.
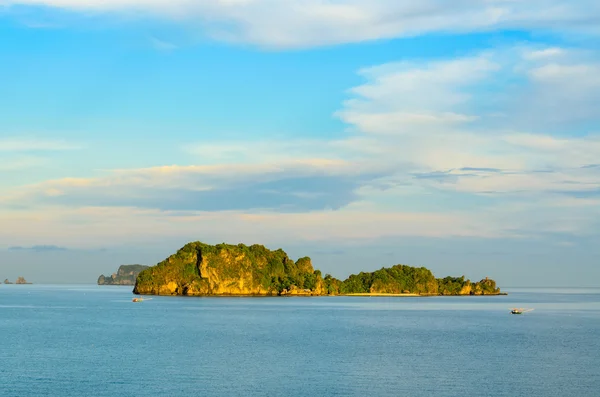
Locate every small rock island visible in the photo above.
<box><xmin>133</xmin><ymin>241</ymin><xmax>503</xmax><ymax>297</ymax></box>
<box><xmin>98</xmin><ymin>264</ymin><xmax>149</xmax><ymax>285</ymax></box>
<box><xmin>15</xmin><ymin>276</ymin><xmax>31</xmax><ymax>284</ymax></box>
<box><xmin>3</xmin><ymin>277</ymin><xmax>31</xmax><ymax>284</ymax></box>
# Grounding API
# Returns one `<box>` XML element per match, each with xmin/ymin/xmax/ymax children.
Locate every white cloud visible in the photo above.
<box><xmin>0</xmin><ymin>138</ymin><xmax>80</xmax><ymax>151</ymax></box>
<box><xmin>3</xmin><ymin>44</ymin><xmax>600</xmax><ymax>245</ymax></box>
<box><xmin>3</xmin><ymin>0</ymin><xmax>600</xmax><ymax>48</ymax></box>
<box><xmin>181</xmin><ymin>45</ymin><xmax>600</xmax><ymax>212</ymax></box>
<box><xmin>3</xmin><ymin>192</ymin><xmax>598</xmax><ymax>249</ymax></box>
<box><xmin>336</xmin><ymin>46</ymin><xmax>600</xmax><ymax>172</ymax></box>
<box><xmin>417</xmin><ymin>165</ymin><xmax>600</xmax><ymax>196</ymax></box>
<box><xmin>183</xmin><ymin>140</ymin><xmax>350</xmax><ymax>164</ymax></box>
<box><xmin>0</xmin><ymin>156</ymin><xmax>47</xmax><ymax>171</ymax></box>
<box><xmin>522</xmin><ymin>47</ymin><xmax>565</xmax><ymax>60</ymax></box>
<box><xmin>339</xmin><ymin>47</ymin><xmax>600</xmax><ymax>244</ymax></box>
<box><xmin>6</xmin><ymin>47</ymin><xmax>597</xmax><ymax>209</ymax></box>
<box><xmin>336</xmin><ymin>55</ymin><xmax>499</xmax><ymax>136</ymax></box>
<box><xmin>1</xmin><ymin>159</ymin><xmax>380</xmax><ymax>213</ymax></box>
<box><xmin>0</xmin><ymin>205</ymin><xmax>489</xmax><ymax>249</ymax></box>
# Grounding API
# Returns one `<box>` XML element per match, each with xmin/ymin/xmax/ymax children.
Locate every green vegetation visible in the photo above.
<box><xmin>323</xmin><ymin>274</ymin><xmax>343</xmax><ymax>295</ymax></box>
<box><xmin>339</xmin><ymin>265</ymin><xmax>438</xmax><ymax>294</ymax></box>
<box><xmin>133</xmin><ymin>242</ymin><xmax>324</xmax><ymax>296</ymax></box>
<box><xmin>437</xmin><ymin>276</ymin><xmax>501</xmax><ymax>295</ymax></box>
<box><xmin>98</xmin><ymin>264</ymin><xmax>149</xmax><ymax>285</ymax></box>
<box><xmin>337</xmin><ymin>268</ymin><xmax>500</xmax><ymax>295</ymax></box>
<box><xmin>133</xmin><ymin>241</ymin><xmax>503</xmax><ymax>297</ymax></box>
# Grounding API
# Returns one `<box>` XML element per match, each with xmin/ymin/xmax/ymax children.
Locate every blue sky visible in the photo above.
<box><xmin>1</xmin><ymin>1</ymin><xmax>599</xmax><ymax>285</ymax></box>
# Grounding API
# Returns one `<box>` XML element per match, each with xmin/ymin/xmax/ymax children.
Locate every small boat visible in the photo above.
<box><xmin>132</xmin><ymin>297</ymin><xmax>144</xmax><ymax>302</ymax></box>
<box><xmin>511</xmin><ymin>308</ymin><xmax>533</xmax><ymax>314</ymax></box>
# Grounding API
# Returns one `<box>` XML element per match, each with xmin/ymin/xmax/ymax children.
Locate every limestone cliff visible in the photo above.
<box><xmin>326</xmin><ymin>266</ymin><xmax>502</xmax><ymax>295</ymax></box>
<box><xmin>337</xmin><ymin>265</ymin><xmax>440</xmax><ymax>295</ymax></box>
<box><xmin>15</xmin><ymin>276</ymin><xmax>31</xmax><ymax>284</ymax></box>
<box><xmin>133</xmin><ymin>242</ymin><xmax>324</xmax><ymax>296</ymax></box>
<box><xmin>437</xmin><ymin>276</ymin><xmax>501</xmax><ymax>295</ymax></box>
<box><xmin>133</xmin><ymin>241</ymin><xmax>503</xmax><ymax>297</ymax></box>
<box><xmin>98</xmin><ymin>264</ymin><xmax>149</xmax><ymax>285</ymax></box>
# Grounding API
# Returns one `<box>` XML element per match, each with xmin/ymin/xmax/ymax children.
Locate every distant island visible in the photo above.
<box><xmin>133</xmin><ymin>242</ymin><xmax>503</xmax><ymax>297</ymax></box>
<box><xmin>98</xmin><ymin>264</ymin><xmax>149</xmax><ymax>285</ymax></box>
<box><xmin>3</xmin><ymin>277</ymin><xmax>31</xmax><ymax>284</ymax></box>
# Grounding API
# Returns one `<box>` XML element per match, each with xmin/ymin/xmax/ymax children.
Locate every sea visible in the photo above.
<box><xmin>1</xmin><ymin>285</ymin><xmax>599</xmax><ymax>397</ymax></box>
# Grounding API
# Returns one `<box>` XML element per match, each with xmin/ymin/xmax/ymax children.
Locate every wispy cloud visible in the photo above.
<box><xmin>0</xmin><ymin>156</ymin><xmax>47</xmax><ymax>171</ymax></box>
<box><xmin>336</xmin><ymin>54</ymin><xmax>499</xmax><ymax>135</ymax></box>
<box><xmin>8</xmin><ymin>245</ymin><xmax>68</xmax><ymax>252</ymax></box>
<box><xmin>4</xmin><ymin>1</ymin><xmax>600</xmax><ymax>48</ymax></box>
<box><xmin>1</xmin><ymin>44</ymin><xmax>599</xmax><ymax>245</ymax></box>
<box><xmin>0</xmin><ymin>138</ymin><xmax>80</xmax><ymax>152</ymax></box>
<box><xmin>2</xmin><ymin>160</ymin><xmax>383</xmax><ymax>212</ymax></box>
<box><xmin>5</xmin><ymin>47</ymin><xmax>600</xmax><ymax>207</ymax></box>
<box><xmin>0</xmin><ymin>205</ymin><xmax>502</xmax><ymax>249</ymax></box>
<box><xmin>149</xmin><ymin>36</ymin><xmax>178</xmax><ymax>52</ymax></box>
<box><xmin>334</xmin><ymin>46</ymin><xmax>600</xmax><ymax>196</ymax></box>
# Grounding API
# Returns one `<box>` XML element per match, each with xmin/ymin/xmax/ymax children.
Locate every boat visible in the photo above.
<box><xmin>132</xmin><ymin>297</ymin><xmax>144</xmax><ymax>302</ymax></box>
<box><xmin>510</xmin><ymin>308</ymin><xmax>533</xmax><ymax>314</ymax></box>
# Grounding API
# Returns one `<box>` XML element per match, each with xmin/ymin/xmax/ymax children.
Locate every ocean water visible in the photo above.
<box><xmin>1</xmin><ymin>286</ymin><xmax>599</xmax><ymax>397</ymax></box>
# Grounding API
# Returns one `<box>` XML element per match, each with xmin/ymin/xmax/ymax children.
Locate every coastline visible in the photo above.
<box><xmin>133</xmin><ymin>291</ymin><xmax>508</xmax><ymax>297</ymax></box>
<box><xmin>343</xmin><ymin>293</ymin><xmax>420</xmax><ymax>297</ymax></box>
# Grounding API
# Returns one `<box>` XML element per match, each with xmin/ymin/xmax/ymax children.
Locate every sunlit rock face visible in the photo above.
<box><xmin>133</xmin><ymin>242</ymin><xmax>323</xmax><ymax>296</ymax></box>
<box><xmin>133</xmin><ymin>241</ymin><xmax>502</xmax><ymax>297</ymax></box>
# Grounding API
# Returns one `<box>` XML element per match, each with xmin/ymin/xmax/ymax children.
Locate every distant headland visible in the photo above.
<box><xmin>3</xmin><ymin>277</ymin><xmax>31</xmax><ymax>285</ymax></box>
<box><xmin>133</xmin><ymin>242</ymin><xmax>504</xmax><ymax>297</ymax></box>
<box><xmin>98</xmin><ymin>265</ymin><xmax>149</xmax><ymax>285</ymax></box>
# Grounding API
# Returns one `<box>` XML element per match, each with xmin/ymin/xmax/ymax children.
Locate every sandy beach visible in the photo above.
<box><xmin>343</xmin><ymin>293</ymin><xmax>421</xmax><ymax>297</ymax></box>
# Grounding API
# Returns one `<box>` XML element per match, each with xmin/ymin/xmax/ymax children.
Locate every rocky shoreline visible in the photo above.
<box><xmin>132</xmin><ymin>241</ymin><xmax>505</xmax><ymax>297</ymax></box>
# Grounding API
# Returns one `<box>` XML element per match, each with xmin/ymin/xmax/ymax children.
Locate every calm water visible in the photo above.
<box><xmin>1</xmin><ymin>285</ymin><xmax>599</xmax><ymax>397</ymax></box>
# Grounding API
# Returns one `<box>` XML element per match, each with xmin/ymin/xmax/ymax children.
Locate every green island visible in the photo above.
<box><xmin>133</xmin><ymin>242</ymin><xmax>503</xmax><ymax>297</ymax></box>
<box><xmin>98</xmin><ymin>264</ymin><xmax>149</xmax><ymax>285</ymax></box>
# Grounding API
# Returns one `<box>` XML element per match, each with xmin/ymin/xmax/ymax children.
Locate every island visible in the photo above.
<box><xmin>98</xmin><ymin>264</ymin><xmax>149</xmax><ymax>285</ymax></box>
<box><xmin>133</xmin><ymin>242</ymin><xmax>503</xmax><ymax>297</ymax></box>
<box><xmin>15</xmin><ymin>276</ymin><xmax>31</xmax><ymax>284</ymax></box>
<box><xmin>337</xmin><ymin>268</ymin><xmax>500</xmax><ymax>296</ymax></box>
<box><xmin>3</xmin><ymin>277</ymin><xmax>31</xmax><ymax>284</ymax></box>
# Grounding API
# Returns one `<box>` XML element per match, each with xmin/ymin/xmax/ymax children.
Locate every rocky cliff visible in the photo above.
<box><xmin>133</xmin><ymin>241</ymin><xmax>503</xmax><ymax>297</ymax></box>
<box><xmin>98</xmin><ymin>264</ymin><xmax>149</xmax><ymax>285</ymax></box>
<box><xmin>330</xmin><ymin>267</ymin><xmax>501</xmax><ymax>295</ymax></box>
<box><xmin>3</xmin><ymin>277</ymin><xmax>31</xmax><ymax>284</ymax></box>
<box><xmin>437</xmin><ymin>276</ymin><xmax>501</xmax><ymax>295</ymax></box>
<box><xmin>15</xmin><ymin>276</ymin><xmax>31</xmax><ymax>284</ymax></box>
<box><xmin>133</xmin><ymin>242</ymin><xmax>323</xmax><ymax>296</ymax></box>
<box><xmin>338</xmin><ymin>265</ymin><xmax>439</xmax><ymax>295</ymax></box>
